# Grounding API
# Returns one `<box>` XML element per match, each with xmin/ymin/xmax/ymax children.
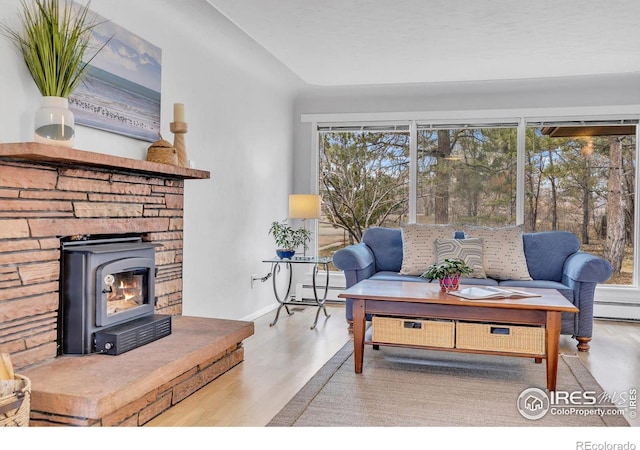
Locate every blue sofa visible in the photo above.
<box><xmin>333</xmin><ymin>227</ymin><xmax>613</xmax><ymax>351</ymax></box>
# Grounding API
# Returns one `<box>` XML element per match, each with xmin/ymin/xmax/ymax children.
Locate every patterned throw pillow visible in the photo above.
<box><xmin>462</xmin><ymin>225</ymin><xmax>532</xmax><ymax>281</ymax></box>
<box><xmin>399</xmin><ymin>224</ymin><xmax>457</xmax><ymax>275</ymax></box>
<box><xmin>434</xmin><ymin>238</ymin><xmax>486</xmax><ymax>279</ymax></box>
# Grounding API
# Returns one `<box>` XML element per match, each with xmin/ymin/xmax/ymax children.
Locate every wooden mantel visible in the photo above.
<box><xmin>0</xmin><ymin>142</ymin><xmax>210</xmax><ymax>180</ymax></box>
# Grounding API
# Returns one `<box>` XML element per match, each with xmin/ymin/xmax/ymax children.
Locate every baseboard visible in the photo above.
<box><xmin>295</xmin><ymin>270</ymin><xmax>346</xmax><ymax>303</ymax></box>
<box><xmin>240</xmin><ymin>302</ymin><xmax>279</xmax><ymax>322</ymax></box>
<box><xmin>594</xmin><ymin>301</ymin><xmax>640</xmax><ymax>320</ymax></box>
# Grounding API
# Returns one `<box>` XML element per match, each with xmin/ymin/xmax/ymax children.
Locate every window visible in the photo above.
<box><xmin>313</xmin><ymin>116</ymin><xmax>638</xmax><ymax>292</ymax></box>
<box><xmin>318</xmin><ymin>127</ymin><xmax>410</xmax><ymax>260</ymax></box>
<box><xmin>525</xmin><ymin>123</ymin><xmax>636</xmax><ymax>285</ymax></box>
<box><xmin>417</xmin><ymin>124</ymin><xmax>518</xmax><ymax>226</ymax></box>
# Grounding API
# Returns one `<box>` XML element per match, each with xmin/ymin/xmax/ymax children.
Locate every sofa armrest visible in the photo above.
<box><xmin>333</xmin><ymin>242</ymin><xmax>375</xmax><ymax>272</ymax></box>
<box><xmin>334</xmin><ymin>243</ymin><xmax>377</xmax><ymax>322</ymax></box>
<box><xmin>563</xmin><ymin>252</ymin><xmax>613</xmax><ymax>283</ymax></box>
<box><xmin>333</xmin><ymin>242</ymin><xmax>377</xmax><ymax>290</ymax></box>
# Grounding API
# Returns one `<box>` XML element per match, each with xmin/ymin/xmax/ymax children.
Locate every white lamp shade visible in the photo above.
<box><xmin>289</xmin><ymin>194</ymin><xmax>321</xmax><ymax>219</ymax></box>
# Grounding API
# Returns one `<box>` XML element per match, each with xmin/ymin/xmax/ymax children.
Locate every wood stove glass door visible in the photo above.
<box><xmin>96</xmin><ymin>257</ymin><xmax>155</xmax><ymax>327</ymax></box>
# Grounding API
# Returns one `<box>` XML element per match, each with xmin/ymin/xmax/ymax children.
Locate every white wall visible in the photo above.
<box><xmin>0</xmin><ymin>0</ymin><xmax>306</xmax><ymax>321</ymax></box>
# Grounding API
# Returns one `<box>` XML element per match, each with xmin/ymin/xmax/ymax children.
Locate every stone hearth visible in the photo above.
<box><xmin>21</xmin><ymin>316</ymin><xmax>254</xmax><ymax>426</ymax></box>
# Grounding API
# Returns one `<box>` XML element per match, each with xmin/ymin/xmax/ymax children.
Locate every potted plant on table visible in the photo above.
<box><xmin>269</xmin><ymin>221</ymin><xmax>312</xmax><ymax>259</ymax></box>
<box><xmin>421</xmin><ymin>258</ymin><xmax>473</xmax><ymax>292</ymax></box>
<box><xmin>0</xmin><ymin>0</ymin><xmax>110</xmax><ymax>147</ymax></box>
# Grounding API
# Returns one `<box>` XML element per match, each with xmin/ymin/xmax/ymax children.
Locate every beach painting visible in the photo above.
<box><xmin>69</xmin><ymin>8</ymin><xmax>161</xmax><ymax>142</ymax></box>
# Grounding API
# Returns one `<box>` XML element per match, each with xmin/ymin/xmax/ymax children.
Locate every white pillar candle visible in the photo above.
<box><xmin>173</xmin><ymin>103</ymin><xmax>185</xmax><ymax>122</ymax></box>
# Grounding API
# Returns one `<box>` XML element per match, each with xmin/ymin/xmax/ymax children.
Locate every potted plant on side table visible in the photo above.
<box><xmin>268</xmin><ymin>221</ymin><xmax>312</xmax><ymax>259</ymax></box>
<box><xmin>421</xmin><ymin>258</ymin><xmax>473</xmax><ymax>292</ymax></box>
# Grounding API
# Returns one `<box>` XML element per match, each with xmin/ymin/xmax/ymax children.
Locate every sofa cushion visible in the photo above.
<box><xmin>498</xmin><ymin>279</ymin><xmax>574</xmax><ymax>301</ymax></box>
<box><xmin>522</xmin><ymin>231</ymin><xmax>580</xmax><ymax>282</ymax></box>
<box><xmin>362</xmin><ymin>227</ymin><xmax>404</xmax><ymax>273</ymax></box>
<box><xmin>459</xmin><ymin>277</ymin><xmax>499</xmax><ymax>286</ymax></box>
<box><xmin>399</xmin><ymin>224</ymin><xmax>457</xmax><ymax>276</ymax></box>
<box><xmin>435</xmin><ymin>237</ymin><xmax>486</xmax><ymax>278</ymax></box>
<box><xmin>369</xmin><ymin>272</ymin><xmax>501</xmax><ymax>286</ymax></box>
<box><xmin>463</xmin><ymin>225</ymin><xmax>532</xmax><ymax>281</ymax></box>
<box><xmin>370</xmin><ymin>271</ymin><xmax>434</xmax><ymax>283</ymax></box>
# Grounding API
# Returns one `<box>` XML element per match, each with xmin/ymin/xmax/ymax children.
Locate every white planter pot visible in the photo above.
<box><xmin>34</xmin><ymin>96</ymin><xmax>75</xmax><ymax>147</ymax></box>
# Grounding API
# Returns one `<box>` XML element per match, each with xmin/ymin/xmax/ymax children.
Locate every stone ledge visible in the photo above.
<box><xmin>20</xmin><ymin>316</ymin><xmax>254</xmax><ymax>426</ymax></box>
<box><xmin>0</xmin><ymin>142</ymin><xmax>210</xmax><ymax>180</ymax></box>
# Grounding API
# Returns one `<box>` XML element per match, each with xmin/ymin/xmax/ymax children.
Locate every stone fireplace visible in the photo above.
<box><xmin>0</xmin><ymin>142</ymin><xmax>203</xmax><ymax>369</ymax></box>
<box><xmin>0</xmin><ymin>142</ymin><xmax>254</xmax><ymax>426</ymax></box>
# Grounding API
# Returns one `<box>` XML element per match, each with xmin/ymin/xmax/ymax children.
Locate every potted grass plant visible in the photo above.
<box><xmin>0</xmin><ymin>0</ymin><xmax>109</xmax><ymax>147</ymax></box>
<box><xmin>269</xmin><ymin>221</ymin><xmax>312</xmax><ymax>259</ymax></box>
<box><xmin>421</xmin><ymin>258</ymin><xmax>473</xmax><ymax>292</ymax></box>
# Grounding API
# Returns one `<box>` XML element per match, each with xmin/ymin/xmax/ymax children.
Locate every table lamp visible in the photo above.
<box><xmin>289</xmin><ymin>194</ymin><xmax>321</xmax><ymax>258</ymax></box>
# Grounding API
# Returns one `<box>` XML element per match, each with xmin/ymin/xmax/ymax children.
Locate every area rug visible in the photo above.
<box><xmin>268</xmin><ymin>343</ymin><xmax>630</xmax><ymax>427</ymax></box>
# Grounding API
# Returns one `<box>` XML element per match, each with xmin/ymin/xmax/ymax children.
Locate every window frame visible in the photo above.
<box><xmin>303</xmin><ymin>106</ymin><xmax>640</xmax><ymax>318</ymax></box>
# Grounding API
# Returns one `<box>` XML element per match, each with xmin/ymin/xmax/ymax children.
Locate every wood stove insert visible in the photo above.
<box><xmin>59</xmin><ymin>236</ymin><xmax>171</xmax><ymax>355</ymax></box>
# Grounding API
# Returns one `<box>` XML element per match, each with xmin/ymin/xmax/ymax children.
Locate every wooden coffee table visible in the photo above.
<box><xmin>339</xmin><ymin>280</ymin><xmax>579</xmax><ymax>391</ymax></box>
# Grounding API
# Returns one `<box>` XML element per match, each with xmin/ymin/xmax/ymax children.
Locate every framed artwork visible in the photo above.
<box><xmin>69</xmin><ymin>8</ymin><xmax>162</xmax><ymax>143</ymax></box>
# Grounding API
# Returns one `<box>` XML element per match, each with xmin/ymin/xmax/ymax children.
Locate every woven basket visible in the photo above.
<box><xmin>147</xmin><ymin>146</ymin><xmax>178</xmax><ymax>165</ymax></box>
<box><xmin>372</xmin><ymin>316</ymin><xmax>455</xmax><ymax>348</ymax></box>
<box><xmin>0</xmin><ymin>374</ymin><xmax>31</xmax><ymax>427</ymax></box>
<box><xmin>456</xmin><ymin>322</ymin><xmax>545</xmax><ymax>355</ymax></box>
<box><xmin>146</xmin><ymin>139</ymin><xmax>178</xmax><ymax>165</ymax></box>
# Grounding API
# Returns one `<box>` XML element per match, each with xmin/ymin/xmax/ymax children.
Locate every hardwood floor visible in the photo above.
<box><xmin>562</xmin><ymin>318</ymin><xmax>640</xmax><ymax>427</ymax></box>
<box><xmin>147</xmin><ymin>304</ymin><xmax>640</xmax><ymax>427</ymax></box>
<box><xmin>146</xmin><ymin>304</ymin><xmax>351</xmax><ymax>427</ymax></box>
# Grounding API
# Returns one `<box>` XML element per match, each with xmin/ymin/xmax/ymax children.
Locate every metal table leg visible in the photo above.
<box><xmin>310</xmin><ymin>261</ymin><xmax>331</xmax><ymax>329</ymax></box>
<box><xmin>269</xmin><ymin>261</ymin><xmax>293</xmax><ymax>327</ymax></box>
<box><xmin>265</xmin><ymin>258</ymin><xmax>332</xmax><ymax>329</ymax></box>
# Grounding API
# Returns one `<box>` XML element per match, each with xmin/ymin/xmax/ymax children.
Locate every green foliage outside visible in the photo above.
<box><xmin>318</xmin><ymin>126</ymin><xmax>636</xmax><ymax>284</ymax></box>
<box><xmin>320</xmin><ymin>131</ymin><xmax>410</xmax><ymax>244</ymax></box>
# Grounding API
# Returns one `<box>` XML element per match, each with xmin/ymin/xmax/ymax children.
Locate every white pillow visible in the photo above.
<box><xmin>434</xmin><ymin>237</ymin><xmax>486</xmax><ymax>279</ymax></box>
<box><xmin>462</xmin><ymin>225</ymin><xmax>532</xmax><ymax>281</ymax></box>
<box><xmin>400</xmin><ymin>224</ymin><xmax>457</xmax><ymax>276</ymax></box>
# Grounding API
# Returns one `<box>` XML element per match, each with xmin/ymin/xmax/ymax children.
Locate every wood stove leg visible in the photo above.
<box><xmin>576</xmin><ymin>336</ymin><xmax>591</xmax><ymax>352</ymax></box>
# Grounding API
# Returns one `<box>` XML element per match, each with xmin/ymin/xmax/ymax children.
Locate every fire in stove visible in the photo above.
<box><xmin>105</xmin><ymin>272</ymin><xmax>145</xmax><ymax>314</ymax></box>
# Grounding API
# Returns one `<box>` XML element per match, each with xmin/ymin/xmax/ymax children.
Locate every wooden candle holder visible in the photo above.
<box><xmin>170</xmin><ymin>121</ymin><xmax>188</xmax><ymax>168</ymax></box>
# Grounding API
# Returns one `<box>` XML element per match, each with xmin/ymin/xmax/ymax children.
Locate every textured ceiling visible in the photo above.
<box><xmin>207</xmin><ymin>0</ymin><xmax>640</xmax><ymax>86</ymax></box>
